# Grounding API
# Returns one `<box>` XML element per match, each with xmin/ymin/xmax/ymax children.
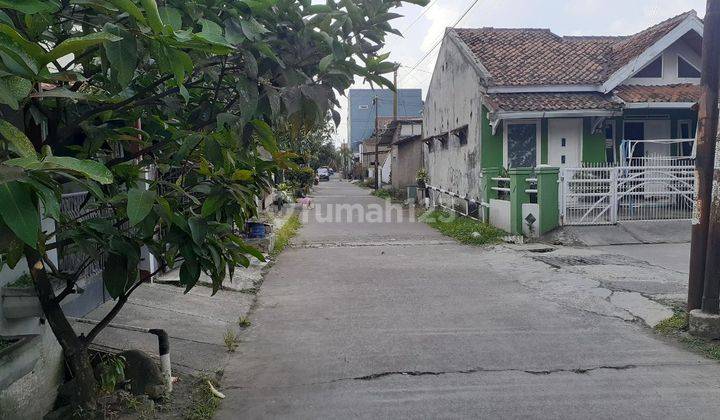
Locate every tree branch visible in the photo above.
<box><xmin>81</xmin><ymin>264</ymin><xmax>165</xmax><ymax>345</ymax></box>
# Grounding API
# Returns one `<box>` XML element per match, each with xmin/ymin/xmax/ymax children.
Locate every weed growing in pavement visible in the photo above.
<box><xmin>238</xmin><ymin>316</ymin><xmax>251</xmax><ymax>328</ymax></box>
<box><xmin>371</xmin><ymin>189</ymin><xmax>393</xmax><ymax>200</ymax></box>
<box><xmin>223</xmin><ymin>329</ymin><xmax>239</xmax><ymax>352</ymax></box>
<box><xmin>184</xmin><ymin>377</ymin><xmax>222</xmax><ymax>420</ymax></box>
<box><xmin>654</xmin><ymin>308</ymin><xmax>720</xmax><ymax>361</ymax></box>
<box><xmin>271</xmin><ymin>214</ymin><xmax>301</xmax><ymax>257</ymax></box>
<box><xmin>421</xmin><ymin>210</ymin><xmax>505</xmax><ymax>246</ymax></box>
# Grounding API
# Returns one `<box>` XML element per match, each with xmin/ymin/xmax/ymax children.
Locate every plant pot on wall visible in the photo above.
<box><xmin>1</xmin><ymin>287</ymin><xmax>42</xmax><ymax>319</ymax></box>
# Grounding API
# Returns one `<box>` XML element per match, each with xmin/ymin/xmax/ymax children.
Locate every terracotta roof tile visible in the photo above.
<box><xmin>452</xmin><ymin>11</ymin><xmax>697</xmax><ymax>86</ymax></box>
<box><xmin>614</xmin><ymin>84</ymin><xmax>701</xmax><ymax>103</ymax></box>
<box><xmin>607</xmin><ymin>11</ymin><xmax>696</xmax><ymax>74</ymax></box>
<box><xmin>486</xmin><ymin>92</ymin><xmax>619</xmax><ymax>112</ymax></box>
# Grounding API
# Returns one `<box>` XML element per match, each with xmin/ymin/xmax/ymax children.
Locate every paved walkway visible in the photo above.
<box><xmin>217</xmin><ymin>179</ymin><xmax>720</xmax><ymax>419</ymax></box>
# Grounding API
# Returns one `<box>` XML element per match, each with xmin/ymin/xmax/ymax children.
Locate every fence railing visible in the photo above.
<box><xmin>58</xmin><ymin>191</ymin><xmax>107</xmax><ymax>278</ymax></box>
<box><xmin>562</xmin><ymin>158</ymin><xmax>695</xmax><ymax>225</ymax></box>
<box><xmin>426</xmin><ymin>185</ymin><xmax>485</xmax><ymax>221</ymax></box>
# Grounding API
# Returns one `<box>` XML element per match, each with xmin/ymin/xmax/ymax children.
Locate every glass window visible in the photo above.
<box><xmin>507</xmin><ymin>123</ymin><xmax>536</xmax><ymax>168</ymax></box>
<box><xmin>455</xmin><ymin>126</ymin><xmax>468</xmax><ymax>145</ymax></box>
<box><xmin>634</xmin><ymin>56</ymin><xmax>662</xmax><ymax>78</ymax></box>
<box><xmin>678</xmin><ymin>56</ymin><xmax>701</xmax><ymax>78</ymax></box>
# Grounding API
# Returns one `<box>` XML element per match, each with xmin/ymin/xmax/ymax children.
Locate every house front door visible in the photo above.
<box><xmin>548</xmin><ymin>118</ymin><xmax>582</xmax><ymax>169</ymax></box>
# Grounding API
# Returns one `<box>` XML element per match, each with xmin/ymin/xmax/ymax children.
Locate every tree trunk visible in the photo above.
<box><xmin>24</xmin><ymin>247</ymin><xmax>98</xmax><ymax>410</ymax></box>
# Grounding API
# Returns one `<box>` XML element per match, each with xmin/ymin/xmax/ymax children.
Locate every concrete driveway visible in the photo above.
<box><xmin>216</xmin><ymin>179</ymin><xmax>720</xmax><ymax>419</ymax></box>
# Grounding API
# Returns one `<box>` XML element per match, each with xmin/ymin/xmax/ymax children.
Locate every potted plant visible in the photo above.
<box><xmin>1</xmin><ymin>274</ymin><xmax>42</xmax><ymax>319</ymax></box>
<box><xmin>416</xmin><ymin>168</ymin><xmax>428</xmax><ymax>189</ymax></box>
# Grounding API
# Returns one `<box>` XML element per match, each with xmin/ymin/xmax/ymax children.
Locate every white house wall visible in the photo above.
<box><xmin>623</xmin><ymin>37</ymin><xmax>701</xmax><ymax>86</ymax></box>
<box><xmin>423</xmin><ymin>36</ymin><xmax>484</xmax><ymax>198</ymax></box>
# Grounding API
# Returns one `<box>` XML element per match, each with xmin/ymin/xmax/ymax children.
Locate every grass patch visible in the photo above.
<box><xmin>271</xmin><ymin>214</ymin><xmax>301</xmax><ymax>257</ymax></box>
<box><xmin>371</xmin><ymin>189</ymin><xmax>393</xmax><ymax>200</ymax></box>
<box><xmin>654</xmin><ymin>310</ymin><xmax>686</xmax><ymax>335</ymax></box>
<box><xmin>654</xmin><ymin>308</ymin><xmax>720</xmax><ymax>361</ymax></box>
<box><xmin>223</xmin><ymin>329</ymin><xmax>239</xmax><ymax>352</ymax></box>
<box><xmin>421</xmin><ymin>209</ymin><xmax>505</xmax><ymax>246</ymax></box>
<box><xmin>184</xmin><ymin>378</ymin><xmax>222</xmax><ymax>420</ymax></box>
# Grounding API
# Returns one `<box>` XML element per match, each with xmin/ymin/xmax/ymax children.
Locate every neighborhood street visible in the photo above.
<box><xmin>217</xmin><ymin>179</ymin><xmax>720</xmax><ymax>419</ymax></box>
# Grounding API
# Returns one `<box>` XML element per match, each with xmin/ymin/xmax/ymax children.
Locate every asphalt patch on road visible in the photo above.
<box><xmin>532</xmin><ymin>254</ymin><xmax>648</xmax><ymax>269</ymax></box>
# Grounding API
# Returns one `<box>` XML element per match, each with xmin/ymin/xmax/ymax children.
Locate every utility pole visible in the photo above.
<box><xmin>393</xmin><ymin>66</ymin><xmax>398</xmax><ymax>121</ymax></box>
<box><xmin>688</xmin><ymin>0</ymin><xmax>720</xmax><ymax>314</ymax></box>
<box><xmin>699</xmin><ymin>0</ymin><xmax>720</xmax><ymax>314</ymax></box>
<box><xmin>374</xmin><ymin>96</ymin><xmax>380</xmax><ymax>190</ymax></box>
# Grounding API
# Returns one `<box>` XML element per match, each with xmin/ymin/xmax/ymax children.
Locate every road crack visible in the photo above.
<box><xmin>351</xmin><ymin>364</ymin><xmax>638</xmax><ymax>381</ymax></box>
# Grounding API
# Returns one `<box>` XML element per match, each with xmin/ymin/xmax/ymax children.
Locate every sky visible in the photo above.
<box><xmin>331</xmin><ymin>0</ymin><xmax>707</xmax><ymax>146</ymax></box>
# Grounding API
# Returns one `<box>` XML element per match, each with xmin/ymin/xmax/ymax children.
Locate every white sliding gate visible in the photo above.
<box><xmin>561</xmin><ymin>159</ymin><xmax>695</xmax><ymax>225</ymax></box>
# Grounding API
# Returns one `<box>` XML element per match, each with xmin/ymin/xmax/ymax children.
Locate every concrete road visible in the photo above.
<box><xmin>216</xmin><ymin>179</ymin><xmax>720</xmax><ymax>419</ymax></box>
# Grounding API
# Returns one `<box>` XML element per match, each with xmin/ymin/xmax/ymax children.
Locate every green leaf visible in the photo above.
<box><xmin>106</xmin><ymin>0</ymin><xmax>147</xmax><ymax>24</ymax></box>
<box><xmin>45</xmin><ymin>31</ymin><xmax>122</xmax><ymax>64</ymax></box>
<box><xmin>179</xmin><ymin>258</ymin><xmax>200</xmax><ymax>293</ymax></box>
<box><xmin>0</xmin><ymin>165</ymin><xmax>24</xmax><ymax>184</ymax></box>
<box><xmin>103</xmin><ymin>252</ymin><xmax>131</xmax><ymax>299</ymax></box>
<box><xmin>139</xmin><ymin>0</ymin><xmax>164</xmax><ymax>33</ymax></box>
<box><xmin>0</xmin><ymin>181</ymin><xmax>39</xmax><ymax>248</ymax></box>
<box><xmin>305</xmin><ymin>4</ymin><xmax>333</xmax><ymax>14</ymax></box>
<box><xmin>250</xmin><ymin>119</ymin><xmax>278</xmax><ymax>153</ymax></box>
<box><xmin>45</xmin><ymin>156</ymin><xmax>114</xmax><ymax>184</ymax></box>
<box><xmin>158</xmin><ymin>6</ymin><xmax>182</xmax><ymax>30</ymax></box>
<box><xmin>231</xmin><ymin>169</ymin><xmax>253</xmax><ymax>181</ymax></box>
<box><xmin>319</xmin><ymin>54</ymin><xmax>333</xmax><ymax>72</ymax></box>
<box><xmin>0</xmin><ymin>24</ymin><xmax>47</xmax><ymax>62</ymax></box>
<box><xmin>0</xmin><ymin>120</ymin><xmax>36</xmax><ymax>158</ymax></box>
<box><xmin>188</xmin><ymin>217</ymin><xmax>208</xmax><ymax>244</ymax></box>
<box><xmin>201</xmin><ymin>194</ymin><xmax>225</xmax><ymax>217</ymax></box>
<box><xmin>224</xmin><ymin>18</ymin><xmax>245</xmax><ymax>45</ymax></box>
<box><xmin>0</xmin><ymin>0</ymin><xmax>59</xmax><ymax>14</ymax></box>
<box><xmin>236</xmin><ymin>76</ymin><xmax>258</xmax><ymax>122</ymax></box>
<box><xmin>240</xmin><ymin>18</ymin><xmax>268</xmax><ymax>42</ymax></box>
<box><xmin>127</xmin><ymin>187</ymin><xmax>156</xmax><ymax>226</ymax></box>
<box><xmin>21</xmin><ymin>176</ymin><xmax>60</xmax><ymax>219</ymax></box>
<box><xmin>103</xmin><ymin>23</ymin><xmax>137</xmax><ymax>88</ymax></box>
<box><xmin>0</xmin><ymin>77</ymin><xmax>18</xmax><ymax>109</ymax></box>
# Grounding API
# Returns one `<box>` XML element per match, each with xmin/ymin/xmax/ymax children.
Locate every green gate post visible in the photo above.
<box><xmin>481</xmin><ymin>167</ymin><xmax>501</xmax><ymax>222</ymax></box>
<box><xmin>509</xmin><ymin>167</ymin><xmax>532</xmax><ymax>235</ymax></box>
<box><xmin>536</xmin><ymin>166</ymin><xmax>560</xmax><ymax>234</ymax></box>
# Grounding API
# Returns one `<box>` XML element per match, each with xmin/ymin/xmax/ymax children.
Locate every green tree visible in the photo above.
<box><xmin>0</xmin><ymin>0</ymin><xmax>427</xmax><ymax>410</ymax></box>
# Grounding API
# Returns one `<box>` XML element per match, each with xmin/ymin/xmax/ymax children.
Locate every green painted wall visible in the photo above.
<box><xmin>536</xmin><ymin>167</ymin><xmax>559</xmax><ymax>234</ymax></box>
<box><xmin>540</xmin><ymin>119</ymin><xmax>548</xmax><ymax>164</ymax></box>
<box><xmin>582</xmin><ymin>117</ymin><xmax>606</xmax><ymax>164</ymax></box>
<box><xmin>481</xmin><ymin>105</ymin><xmax>503</xmax><ymax>168</ymax></box>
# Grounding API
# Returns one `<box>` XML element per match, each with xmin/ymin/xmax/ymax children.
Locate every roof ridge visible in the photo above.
<box><xmin>624</xmin><ymin>9</ymin><xmax>697</xmax><ymax>38</ymax></box>
<box><xmin>453</xmin><ymin>27</ymin><xmax>553</xmax><ymax>33</ymax></box>
<box><xmin>450</xmin><ymin>10</ymin><xmax>700</xmax><ymax>87</ymax></box>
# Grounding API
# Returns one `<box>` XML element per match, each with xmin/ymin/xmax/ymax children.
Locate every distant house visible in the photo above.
<box><xmin>348</xmin><ymin>89</ymin><xmax>423</xmax><ymax>152</ymax></box>
<box><xmin>423</xmin><ymin>10</ymin><xmax>703</xmax><ymax>200</ymax></box>
<box><xmin>375</xmin><ymin>119</ymin><xmax>424</xmax><ymax>196</ymax></box>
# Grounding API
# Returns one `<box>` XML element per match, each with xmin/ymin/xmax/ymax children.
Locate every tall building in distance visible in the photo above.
<box><xmin>347</xmin><ymin>89</ymin><xmax>423</xmax><ymax>152</ymax></box>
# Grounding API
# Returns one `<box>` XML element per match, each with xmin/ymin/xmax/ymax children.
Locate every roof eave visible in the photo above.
<box><xmin>622</xmin><ymin>101</ymin><xmax>697</xmax><ymax>109</ymax></box>
<box><xmin>447</xmin><ymin>29</ymin><xmax>493</xmax><ymax>87</ymax></box>
<box><xmin>600</xmin><ymin>14</ymin><xmax>704</xmax><ymax>93</ymax></box>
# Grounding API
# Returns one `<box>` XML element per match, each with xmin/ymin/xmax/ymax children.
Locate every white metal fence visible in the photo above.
<box><xmin>426</xmin><ymin>185</ymin><xmax>485</xmax><ymax>221</ymax></box>
<box><xmin>561</xmin><ymin>158</ymin><xmax>695</xmax><ymax>225</ymax></box>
